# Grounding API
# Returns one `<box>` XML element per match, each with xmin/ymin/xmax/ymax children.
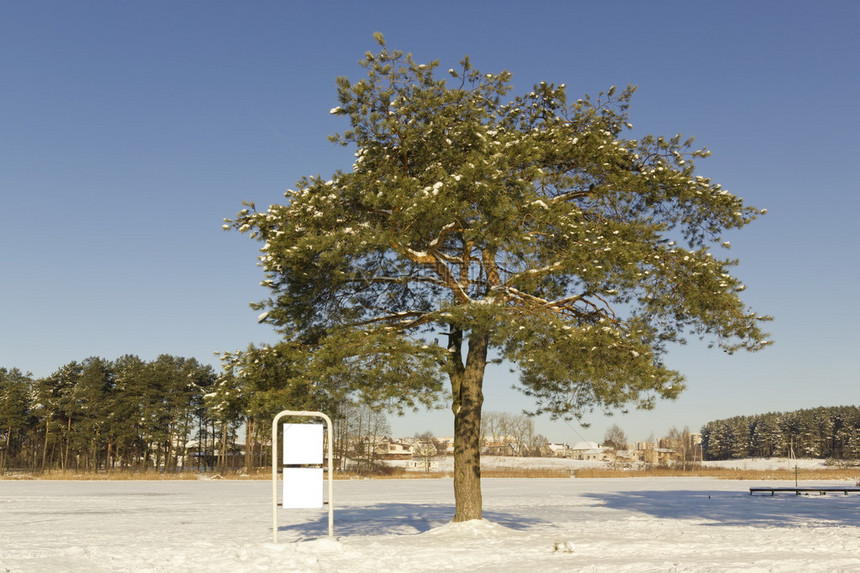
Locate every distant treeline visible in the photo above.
<box><xmin>0</xmin><ymin>357</ymin><xmax>241</xmax><ymax>473</ymax></box>
<box><xmin>701</xmin><ymin>406</ymin><xmax>860</xmax><ymax>460</ymax></box>
<box><xmin>1</xmin><ymin>353</ymin><xmax>411</xmax><ymax>476</ymax></box>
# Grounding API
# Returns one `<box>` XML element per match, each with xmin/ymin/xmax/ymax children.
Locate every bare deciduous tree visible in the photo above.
<box><xmin>603</xmin><ymin>424</ymin><xmax>629</xmax><ymax>468</ymax></box>
<box><xmin>413</xmin><ymin>431</ymin><xmax>438</xmax><ymax>473</ymax></box>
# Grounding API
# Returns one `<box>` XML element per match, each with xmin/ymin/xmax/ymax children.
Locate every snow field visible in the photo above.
<box><xmin>2</xmin><ymin>476</ymin><xmax>860</xmax><ymax>572</ymax></box>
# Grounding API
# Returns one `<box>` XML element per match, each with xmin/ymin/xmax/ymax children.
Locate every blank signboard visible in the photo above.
<box><xmin>282</xmin><ymin>423</ymin><xmax>323</xmax><ymax>465</ymax></box>
<box><xmin>283</xmin><ymin>467</ymin><xmax>323</xmax><ymax>508</ymax></box>
<box><xmin>281</xmin><ymin>423</ymin><xmax>325</xmax><ymax>510</ymax></box>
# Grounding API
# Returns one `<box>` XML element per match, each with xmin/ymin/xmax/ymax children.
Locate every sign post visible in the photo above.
<box><xmin>272</xmin><ymin>410</ymin><xmax>334</xmax><ymax>542</ymax></box>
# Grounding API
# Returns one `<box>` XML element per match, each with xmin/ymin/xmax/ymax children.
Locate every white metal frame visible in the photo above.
<box><xmin>272</xmin><ymin>410</ymin><xmax>334</xmax><ymax>542</ymax></box>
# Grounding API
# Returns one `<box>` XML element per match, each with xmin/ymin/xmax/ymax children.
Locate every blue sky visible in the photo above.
<box><xmin>2</xmin><ymin>1</ymin><xmax>858</xmax><ymax>444</ymax></box>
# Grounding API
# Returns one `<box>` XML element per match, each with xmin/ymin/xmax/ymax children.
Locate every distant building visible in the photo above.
<box><xmin>483</xmin><ymin>441</ymin><xmax>518</xmax><ymax>456</ymax></box>
<box><xmin>637</xmin><ymin>441</ymin><xmax>678</xmax><ymax>465</ymax></box>
<box><xmin>542</xmin><ymin>443</ymin><xmax>569</xmax><ymax>457</ymax></box>
<box><xmin>570</xmin><ymin>441</ymin><xmax>600</xmax><ymax>452</ymax></box>
<box><xmin>568</xmin><ymin>441</ymin><xmax>612</xmax><ymax>462</ymax></box>
<box><xmin>373</xmin><ymin>438</ymin><xmax>412</xmax><ymax>460</ymax></box>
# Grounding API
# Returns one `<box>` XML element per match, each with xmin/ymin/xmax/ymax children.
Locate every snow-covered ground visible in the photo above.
<box><xmin>403</xmin><ymin>455</ymin><xmax>834</xmax><ymax>474</ymax></box>
<box><xmin>3</xmin><ymin>473</ymin><xmax>860</xmax><ymax>572</ymax></box>
<box><xmin>700</xmin><ymin>457</ymin><xmax>831</xmax><ymax>471</ymax></box>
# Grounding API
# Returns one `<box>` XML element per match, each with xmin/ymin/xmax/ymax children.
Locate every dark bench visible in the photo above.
<box><xmin>750</xmin><ymin>486</ymin><xmax>860</xmax><ymax>496</ymax></box>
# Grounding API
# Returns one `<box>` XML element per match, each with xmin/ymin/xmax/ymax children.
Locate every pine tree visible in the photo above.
<box><xmin>216</xmin><ymin>342</ymin><xmax>340</xmax><ymax>470</ymax></box>
<box><xmin>229</xmin><ymin>35</ymin><xmax>771</xmax><ymax>520</ymax></box>
<box><xmin>34</xmin><ymin>362</ymin><xmax>82</xmax><ymax>470</ymax></box>
<box><xmin>73</xmin><ymin>357</ymin><xmax>115</xmax><ymax>470</ymax></box>
<box><xmin>0</xmin><ymin>367</ymin><xmax>34</xmax><ymax>470</ymax></box>
<box><xmin>111</xmin><ymin>355</ymin><xmax>149</xmax><ymax>470</ymax></box>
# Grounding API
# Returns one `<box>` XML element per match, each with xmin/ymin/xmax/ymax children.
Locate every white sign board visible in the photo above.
<box><xmin>283</xmin><ymin>468</ymin><xmax>323</xmax><ymax>508</ymax></box>
<box><xmin>282</xmin><ymin>423</ymin><xmax>324</xmax><ymax>465</ymax></box>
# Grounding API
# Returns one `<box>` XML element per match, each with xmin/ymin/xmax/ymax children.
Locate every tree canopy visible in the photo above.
<box><xmin>702</xmin><ymin>406</ymin><xmax>860</xmax><ymax>460</ymax></box>
<box><xmin>228</xmin><ymin>34</ymin><xmax>771</xmax><ymax>520</ymax></box>
<box><xmin>0</xmin><ymin>356</ymin><xmax>222</xmax><ymax>473</ymax></box>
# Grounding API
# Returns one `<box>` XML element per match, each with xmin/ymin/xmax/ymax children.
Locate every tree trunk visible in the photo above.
<box><xmin>1</xmin><ymin>427</ymin><xmax>10</xmax><ymax>470</ymax></box>
<box><xmin>219</xmin><ymin>422</ymin><xmax>228</xmax><ymax>472</ymax></box>
<box><xmin>90</xmin><ymin>432</ymin><xmax>98</xmax><ymax>472</ymax></box>
<box><xmin>41</xmin><ymin>417</ymin><xmax>50</xmax><ymax>471</ymax></box>
<box><xmin>245</xmin><ymin>417</ymin><xmax>254</xmax><ymax>471</ymax></box>
<box><xmin>165</xmin><ymin>424</ymin><xmax>175</xmax><ymax>473</ymax></box>
<box><xmin>63</xmin><ymin>417</ymin><xmax>71</xmax><ymax>470</ymax></box>
<box><xmin>451</xmin><ymin>331</ymin><xmax>489</xmax><ymax>522</ymax></box>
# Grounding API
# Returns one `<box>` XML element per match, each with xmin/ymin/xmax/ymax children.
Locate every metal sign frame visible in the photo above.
<box><xmin>272</xmin><ymin>410</ymin><xmax>334</xmax><ymax>542</ymax></box>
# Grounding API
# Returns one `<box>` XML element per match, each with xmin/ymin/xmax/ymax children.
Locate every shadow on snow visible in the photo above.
<box><xmin>277</xmin><ymin>502</ymin><xmax>545</xmax><ymax>540</ymax></box>
<box><xmin>582</xmin><ymin>489</ymin><xmax>860</xmax><ymax>528</ymax></box>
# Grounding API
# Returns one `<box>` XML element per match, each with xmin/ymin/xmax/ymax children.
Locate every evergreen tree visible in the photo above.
<box><xmin>228</xmin><ymin>35</ymin><xmax>771</xmax><ymax>520</ymax></box>
<box><xmin>216</xmin><ymin>342</ymin><xmax>338</xmax><ymax>470</ymax></box>
<box><xmin>111</xmin><ymin>355</ymin><xmax>149</xmax><ymax>470</ymax></box>
<box><xmin>73</xmin><ymin>357</ymin><xmax>115</xmax><ymax>470</ymax></box>
<box><xmin>727</xmin><ymin>416</ymin><xmax>751</xmax><ymax>459</ymax></box>
<box><xmin>701</xmin><ymin>406</ymin><xmax>860</xmax><ymax>461</ymax></box>
<box><xmin>0</xmin><ymin>367</ymin><xmax>34</xmax><ymax>470</ymax></box>
<box><xmin>4</xmin><ymin>356</ymin><xmax>220</xmax><ymax>473</ymax></box>
<box><xmin>33</xmin><ymin>362</ymin><xmax>82</xmax><ymax>470</ymax></box>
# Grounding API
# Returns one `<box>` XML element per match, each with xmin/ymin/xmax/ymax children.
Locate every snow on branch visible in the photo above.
<box><xmin>395</xmin><ymin>242</ymin><xmax>473</xmax><ymax>304</ymax></box>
